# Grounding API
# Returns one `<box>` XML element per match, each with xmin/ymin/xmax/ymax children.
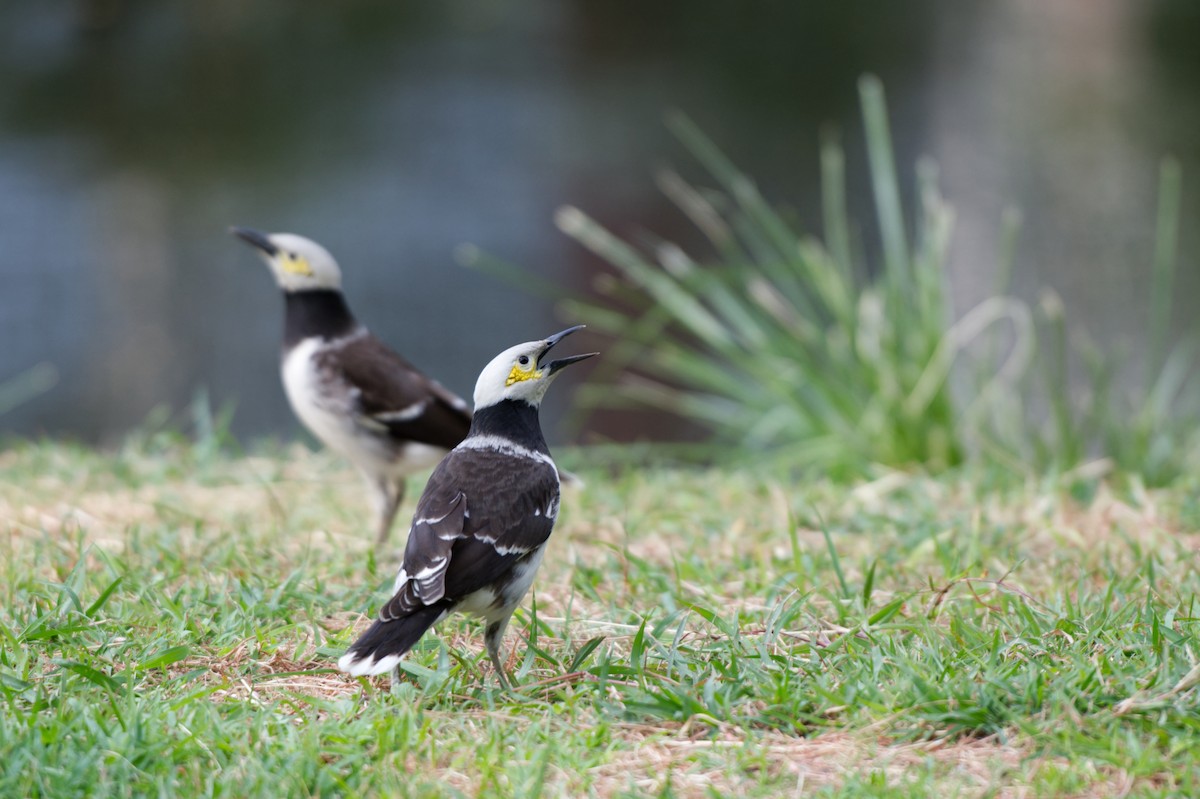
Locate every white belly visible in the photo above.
<box><xmin>281</xmin><ymin>337</ymin><xmax>453</xmax><ymax>483</ymax></box>
<box><xmin>500</xmin><ymin>546</ymin><xmax>547</xmax><ymax>609</ymax></box>
<box><xmin>465</xmin><ymin>546</ymin><xmax>548</xmax><ymax>623</ymax></box>
<box><xmin>281</xmin><ymin>339</ymin><xmax>366</xmax><ymax>458</ymax></box>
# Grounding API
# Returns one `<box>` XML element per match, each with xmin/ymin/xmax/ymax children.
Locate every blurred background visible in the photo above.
<box><xmin>1</xmin><ymin>0</ymin><xmax>1197</xmax><ymax>445</ymax></box>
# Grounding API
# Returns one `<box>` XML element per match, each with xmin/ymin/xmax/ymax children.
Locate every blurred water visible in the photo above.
<box><xmin>0</xmin><ymin>1</ymin><xmax>1197</xmax><ymax>444</ymax></box>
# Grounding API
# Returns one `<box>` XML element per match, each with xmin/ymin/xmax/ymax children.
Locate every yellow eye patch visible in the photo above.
<box><xmin>506</xmin><ymin>363</ymin><xmax>543</xmax><ymax>386</ymax></box>
<box><xmin>280</xmin><ymin>255</ymin><xmax>313</xmax><ymax>276</ymax></box>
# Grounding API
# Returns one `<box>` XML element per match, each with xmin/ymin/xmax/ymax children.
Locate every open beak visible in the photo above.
<box><xmin>230</xmin><ymin>226</ymin><xmax>278</xmax><ymax>256</ymax></box>
<box><xmin>539</xmin><ymin>325</ymin><xmax>598</xmax><ymax>374</ymax></box>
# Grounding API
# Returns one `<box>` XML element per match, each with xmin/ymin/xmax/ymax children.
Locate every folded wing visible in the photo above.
<box><xmin>320</xmin><ymin>334</ymin><xmax>472</xmax><ymax>450</ymax></box>
<box><xmin>379</xmin><ymin>447</ymin><xmax>560</xmax><ymax>622</ymax></box>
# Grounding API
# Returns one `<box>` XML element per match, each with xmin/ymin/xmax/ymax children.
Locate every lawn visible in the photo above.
<box><xmin>1</xmin><ymin>436</ymin><xmax>1198</xmax><ymax>797</ymax></box>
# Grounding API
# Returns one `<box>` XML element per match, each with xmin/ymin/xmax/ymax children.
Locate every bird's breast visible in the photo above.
<box><xmin>281</xmin><ymin>339</ymin><xmax>364</xmax><ymax>453</ymax></box>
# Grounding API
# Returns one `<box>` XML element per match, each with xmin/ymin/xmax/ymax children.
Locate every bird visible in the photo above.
<box><xmin>337</xmin><ymin>324</ymin><xmax>596</xmax><ymax>688</ymax></box>
<box><xmin>231</xmin><ymin>227</ymin><xmax>472</xmax><ymax>548</ymax></box>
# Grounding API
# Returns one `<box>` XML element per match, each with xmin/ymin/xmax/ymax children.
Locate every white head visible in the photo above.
<box><xmin>473</xmin><ymin>325</ymin><xmax>597</xmax><ymax>410</ymax></box>
<box><xmin>231</xmin><ymin>227</ymin><xmax>343</xmax><ymax>292</ymax></box>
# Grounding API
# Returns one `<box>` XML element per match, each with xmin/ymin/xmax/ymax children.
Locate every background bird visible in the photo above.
<box><xmin>231</xmin><ymin>227</ymin><xmax>472</xmax><ymax>548</ymax></box>
<box><xmin>338</xmin><ymin>324</ymin><xmax>596</xmax><ymax>687</ymax></box>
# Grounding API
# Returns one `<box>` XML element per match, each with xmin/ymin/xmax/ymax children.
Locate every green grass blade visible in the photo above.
<box><xmin>859</xmin><ymin>74</ymin><xmax>910</xmax><ymax>286</ymax></box>
<box><xmin>1148</xmin><ymin>157</ymin><xmax>1182</xmax><ymax>380</ymax></box>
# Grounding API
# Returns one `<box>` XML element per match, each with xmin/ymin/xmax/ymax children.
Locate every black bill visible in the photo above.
<box><xmin>230</xmin><ymin>226</ymin><xmax>278</xmax><ymax>256</ymax></box>
<box><xmin>539</xmin><ymin>325</ymin><xmax>598</xmax><ymax>374</ymax></box>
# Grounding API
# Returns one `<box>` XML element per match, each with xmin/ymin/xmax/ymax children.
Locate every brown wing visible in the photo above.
<box><xmin>320</xmin><ymin>333</ymin><xmax>472</xmax><ymax>450</ymax></box>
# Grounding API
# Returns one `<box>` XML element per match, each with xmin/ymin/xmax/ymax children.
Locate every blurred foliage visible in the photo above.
<box><xmin>0</xmin><ymin>363</ymin><xmax>58</xmax><ymax>418</ymax></box>
<box><xmin>492</xmin><ymin>76</ymin><xmax>1198</xmax><ymax>484</ymax></box>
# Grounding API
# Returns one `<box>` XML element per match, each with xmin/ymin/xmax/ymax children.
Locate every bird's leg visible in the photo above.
<box><xmin>371</xmin><ymin>478</ymin><xmax>405</xmax><ymax>550</ymax></box>
<box><xmin>484</xmin><ymin>618</ymin><xmax>513</xmax><ymax>690</ymax></box>
<box><xmin>389</xmin><ymin>664</ymin><xmax>404</xmax><ymax>695</ymax></box>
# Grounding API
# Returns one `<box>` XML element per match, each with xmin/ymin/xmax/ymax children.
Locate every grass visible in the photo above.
<box><xmin>2</xmin><ymin>435</ymin><xmax>1198</xmax><ymax>797</ymax></box>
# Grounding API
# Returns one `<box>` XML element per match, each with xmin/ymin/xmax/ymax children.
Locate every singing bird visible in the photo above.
<box><xmin>232</xmin><ymin>227</ymin><xmax>471</xmax><ymax>548</ymax></box>
<box><xmin>338</xmin><ymin>325</ymin><xmax>596</xmax><ymax>687</ymax></box>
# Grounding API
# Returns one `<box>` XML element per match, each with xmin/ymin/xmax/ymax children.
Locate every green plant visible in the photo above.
<box><xmin>546</xmin><ymin>76</ymin><xmax>1029</xmax><ymax>477</ymax></box>
<box><xmin>975</xmin><ymin>159</ymin><xmax>1194</xmax><ymax>486</ymax></box>
<box><xmin>530</xmin><ymin>76</ymin><xmax>1194</xmax><ymax>484</ymax></box>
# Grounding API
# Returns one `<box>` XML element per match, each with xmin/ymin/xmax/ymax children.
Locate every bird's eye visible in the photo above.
<box><xmin>518</xmin><ymin>355</ymin><xmax>530</xmax><ymax>366</ymax></box>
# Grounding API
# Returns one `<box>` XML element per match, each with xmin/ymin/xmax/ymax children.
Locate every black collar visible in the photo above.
<box><xmin>283</xmin><ymin>289</ymin><xmax>359</xmax><ymax>348</ymax></box>
<box><xmin>467</xmin><ymin>399</ymin><xmax>549</xmax><ymax>454</ymax></box>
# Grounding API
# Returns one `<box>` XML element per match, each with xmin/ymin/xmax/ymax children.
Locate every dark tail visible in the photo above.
<box><xmin>337</xmin><ymin>603</ymin><xmax>447</xmax><ymax>676</ymax></box>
